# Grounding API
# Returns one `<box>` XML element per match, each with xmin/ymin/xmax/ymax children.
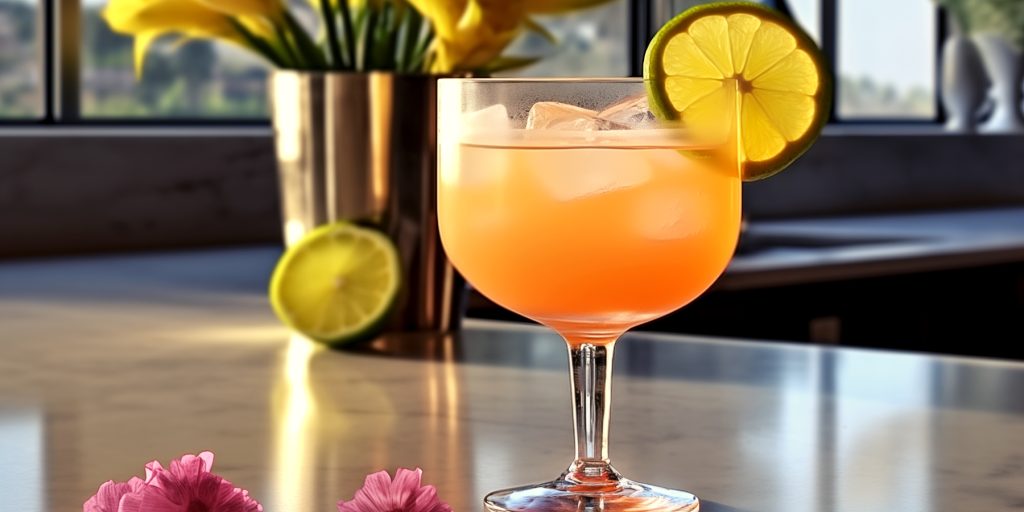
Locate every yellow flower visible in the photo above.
<box><xmin>410</xmin><ymin>0</ymin><xmax>616</xmax><ymax>73</ymax></box>
<box><xmin>104</xmin><ymin>0</ymin><xmax>273</xmax><ymax>75</ymax></box>
<box><xmin>408</xmin><ymin>0</ymin><xmax>466</xmax><ymax>40</ymax></box>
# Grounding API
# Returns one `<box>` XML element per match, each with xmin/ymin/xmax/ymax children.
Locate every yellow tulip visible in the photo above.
<box><xmin>410</xmin><ymin>0</ymin><xmax>616</xmax><ymax>73</ymax></box>
<box><xmin>432</xmin><ymin>0</ymin><xmax>522</xmax><ymax>72</ymax></box>
<box><xmin>408</xmin><ymin>0</ymin><xmax>466</xmax><ymax>39</ymax></box>
<box><xmin>104</xmin><ymin>0</ymin><xmax>272</xmax><ymax>75</ymax></box>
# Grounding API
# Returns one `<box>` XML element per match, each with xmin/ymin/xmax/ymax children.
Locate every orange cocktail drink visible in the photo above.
<box><xmin>439</xmin><ymin>129</ymin><xmax>740</xmax><ymax>340</ymax></box>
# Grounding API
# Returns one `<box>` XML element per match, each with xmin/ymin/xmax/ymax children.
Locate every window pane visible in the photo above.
<box><xmin>498</xmin><ymin>0</ymin><xmax>629</xmax><ymax>77</ymax></box>
<box><xmin>787</xmin><ymin>0</ymin><xmax>820</xmax><ymax>44</ymax></box>
<box><xmin>838</xmin><ymin>0</ymin><xmax>936</xmax><ymax>119</ymax></box>
<box><xmin>81</xmin><ymin>0</ymin><xmax>271</xmax><ymax>118</ymax></box>
<box><xmin>652</xmin><ymin>1</ymin><xmax>819</xmax><ymax>45</ymax></box>
<box><xmin>0</xmin><ymin>0</ymin><xmax>42</xmax><ymax>118</ymax></box>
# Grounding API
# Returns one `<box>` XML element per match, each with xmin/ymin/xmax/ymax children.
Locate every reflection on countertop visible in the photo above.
<box><xmin>1</xmin><ymin>247</ymin><xmax>1023</xmax><ymax>511</ymax></box>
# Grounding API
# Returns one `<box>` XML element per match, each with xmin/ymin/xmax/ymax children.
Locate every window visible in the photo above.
<box><xmin>648</xmin><ymin>0</ymin><xmax>940</xmax><ymax>122</ymax></box>
<box><xmin>499</xmin><ymin>0</ymin><xmax>630</xmax><ymax>78</ymax></box>
<box><xmin>0</xmin><ymin>0</ymin><xmax>41</xmax><ymax>118</ymax></box>
<box><xmin>0</xmin><ymin>0</ymin><xmax>945</xmax><ymax>123</ymax></box>
<box><xmin>837</xmin><ymin>0</ymin><xmax>937</xmax><ymax>119</ymax></box>
<box><xmin>82</xmin><ymin>0</ymin><xmax>271</xmax><ymax>118</ymax></box>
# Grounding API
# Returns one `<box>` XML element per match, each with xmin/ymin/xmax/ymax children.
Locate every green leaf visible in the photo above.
<box><xmin>337</xmin><ymin>1</ymin><xmax>358</xmax><ymax>68</ymax></box>
<box><xmin>227</xmin><ymin>18</ymin><xmax>287</xmax><ymax>67</ymax></box>
<box><xmin>284</xmin><ymin>11</ymin><xmax>328</xmax><ymax>70</ymax></box>
<box><xmin>318</xmin><ymin>0</ymin><xmax>347</xmax><ymax>69</ymax></box>
<box><xmin>359</xmin><ymin>7</ymin><xmax>378</xmax><ymax>70</ymax></box>
<box><xmin>524</xmin><ymin>17</ymin><xmax>557</xmax><ymax>44</ymax></box>
<box><xmin>396</xmin><ymin>7</ymin><xmax>423</xmax><ymax>72</ymax></box>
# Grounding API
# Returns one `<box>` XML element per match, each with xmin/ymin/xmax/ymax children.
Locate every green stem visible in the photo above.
<box><xmin>372</xmin><ymin>3</ymin><xmax>397</xmax><ymax>70</ymax></box>
<box><xmin>317</xmin><ymin>0</ymin><xmax>347</xmax><ymax>69</ymax></box>
<box><xmin>227</xmin><ymin>18</ymin><xmax>287</xmax><ymax>67</ymax></box>
<box><xmin>409</xmin><ymin>25</ymin><xmax>434</xmax><ymax>73</ymax></box>
<box><xmin>398</xmin><ymin>8</ymin><xmax>423</xmax><ymax>72</ymax></box>
<box><xmin>284</xmin><ymin>10</ymin><xmax>327</xmax><ymax>69</ymax></box>
<box><xmin>360</xmin><ymin>7</ymin><xmax>379</xmax><ymax>70</ymax></box>
<box><xmin>337</xmin><ymin>1</ymin><xmax>358</xmax><ymax>70</ymax></box>
<box><xmin>274</xmin><ymin>21</ymin><xmax>306</xmax><ymax>68</ymax></box>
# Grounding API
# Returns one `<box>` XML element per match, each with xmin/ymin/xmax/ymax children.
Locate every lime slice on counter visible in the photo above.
<box><xmin>644</xmin><ymin>1</ymin><xmax>830</xmax><ymax>180</ymax></box>
<box><xmin>270</xmin><ymin>222</ymin><xmax>400</xmax><ymax>345</ymax></box>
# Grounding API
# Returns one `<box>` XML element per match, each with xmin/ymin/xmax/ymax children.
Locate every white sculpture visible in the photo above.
<box><xmin>938</xmin><ymin>0</ymin><xmax>1024</xmax><ymax>133</ymax></box>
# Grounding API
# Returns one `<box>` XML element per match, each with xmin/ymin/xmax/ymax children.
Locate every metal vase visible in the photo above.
<box><xmin>270</xmin><ymin>71</ymin><xmax>465</xmax><ymax>333</ymax></box>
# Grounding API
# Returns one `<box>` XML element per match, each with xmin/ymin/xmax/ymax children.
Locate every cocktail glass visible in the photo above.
<box><xmin>437</xmin><ymin>78</ymin><xmax>741</xmax><ymax>512</ymax></box>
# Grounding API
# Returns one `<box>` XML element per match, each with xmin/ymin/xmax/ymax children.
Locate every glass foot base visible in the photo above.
<box><xmin>484</xmin><ymin>477</ymin><xmax>699</xmax><ymax>512</ymax></box>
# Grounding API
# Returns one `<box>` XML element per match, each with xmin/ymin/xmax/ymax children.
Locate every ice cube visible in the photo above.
<box><xmin>632</xmin><ymin>188</ymin><xmax>710</xmax><ymax>240</ymax></box>
<box><xmin>526</xmin><ymin>102</ymin><xmax>614</xmax><ymax>131</ymax></box>
<box><xmin>533</xmin><ymin>150</ymin><xmax>651</xmax><ymax>201</ymax></box>
<box><xmin>462</xmin><ymin>104</ymin><xmax>510</xmax><ymax>133</ymax></box>
<box><xmin>597</xmin><ymin>94</ymin><xmax>656</xmax><ymax>128</ymax></box>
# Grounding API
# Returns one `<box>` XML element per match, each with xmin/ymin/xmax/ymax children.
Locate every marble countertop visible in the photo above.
<box><xmin>723</xmin><ymin>206</ymin><xmax>1024</xmax><ymax>289</ymax></box>
<box><xmin>1</xmin><ymin>248</ymin><xmax>1023</xmax><ymax>512</ymax></box>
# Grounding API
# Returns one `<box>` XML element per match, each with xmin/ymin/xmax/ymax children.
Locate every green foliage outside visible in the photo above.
<box><xmin>0</xmin><ymin>1</ymin><xmax>39</xmax><ymax>117</ymax></box>
<box><xmin>938</xmin><ymin>0</ymin><xmax>1024</xmax><ymax>49</ymax></box>
<box><xmin>81</xmin><ymin>6</ymin><xmax>269</xmax><ymax>118</ymax></box>
<box><xmin>0</xmin><ymin>2</ymin><xmax>269</xmax><ymax>118</ymax></box>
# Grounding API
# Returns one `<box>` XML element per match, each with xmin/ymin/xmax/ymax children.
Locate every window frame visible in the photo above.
<box><xmin>9</xmin><ymin>0</ymin><xmax>268</xmax><ymax>126</ymax></box>
<box><xmin>3</xmin><ymin>0</ymin><xmax>947</xmax><ymax>126</ymax></box>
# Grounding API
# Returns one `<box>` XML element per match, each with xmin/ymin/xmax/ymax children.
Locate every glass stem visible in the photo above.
<box><xmin>565</xmin><ymin>338</ymin><xmax>622</xmax><ymax>486</ymax></box>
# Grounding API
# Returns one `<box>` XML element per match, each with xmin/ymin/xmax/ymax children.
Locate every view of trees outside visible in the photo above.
<box><xmin>837</xmin><ymin>0</ymin><xmax>936</xmax><ymax>118</ymax></box>
<box><xmin>82</xmin><ymin>0</ymin><xmax>272</xmax><ymax>118</ymax></box>
<box><xmin>0</xmin><ymin>0</ymin><xmax>41</xmax><ymax>118</ymax></box>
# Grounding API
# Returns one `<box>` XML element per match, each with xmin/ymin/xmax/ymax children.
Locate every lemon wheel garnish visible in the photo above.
<box><xmin>270</xmin><ymin>222</ymin><xmax>400</xmax><ymax>345</ymax></box>
<box><xmin>644</xmin><ymin>2</ymin><xmax>830</xmax><ymax>181</ymax></box>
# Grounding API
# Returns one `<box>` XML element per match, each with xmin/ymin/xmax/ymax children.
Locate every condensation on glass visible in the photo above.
<box><xmin>0</xmin><ymin>0</ymin><xmax>42</xmax><ymax>118</ymax></box>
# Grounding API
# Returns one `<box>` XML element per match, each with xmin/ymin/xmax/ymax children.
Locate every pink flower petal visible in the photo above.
<box><xmin>411</xmin><ymin>485</ymin><xmax>451</xmax><ymax>512</ymax></box>
<box><xmin>144</xmin><ymin>461</ymin><xmax>165</xmax><ymax>485</ymax></box>
<box><xmin>83</xmin><ymin>477</ymin><xmax>146</xmax><ymax>512</ymax></box>
<box><xmin>84</xmin><ymin>481</ymin><xmax>125</xmax><ymax>512</ymax></box>
<box><xmin>389</xmin><ymin>468</ymin><xmax>423</xmax><ymax>509</ymax></box>
<box><xmin>93</xmin><ymin>452</ymin><xmax>262</xmax><ymax>512</ymax></box>
<box><xmin>355</xmin><ymin>470</ymin><xmax>396</xmax><ymax>511</ymax></box>
<box><xmin>198</xmin><ymin>451</ymin><xmax>215</xmax><ymax>472</ymax></box>
<box><xmin>117</xmin><ymin>491</ymin><xmax>144</xmax><ymax>512</ymax></box>
<box><xmin>337</xmin><ymin>468</ymin><xmax>450</xmax><ymax>512</ymax></box>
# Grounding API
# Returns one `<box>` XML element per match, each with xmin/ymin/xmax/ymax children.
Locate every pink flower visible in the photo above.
<box><xmin>83</xmin><ymin>478</ymin><xmax>146</xmax><ymax>512</ymax></box>
<box><xmin>84</xmin><ymin>452</ymin><xmax>262</xmax><ymax>512</ymax></box>
<box><xmin>337</xmin><ymin>468</ymin><xmax>452</xmax><ymax>512</ymax></box>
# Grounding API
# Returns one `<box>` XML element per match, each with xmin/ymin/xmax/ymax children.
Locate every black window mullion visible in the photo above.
<box><xmin>56</xmin><ymin>0</ymin><xmax>80</xmax><ymax>121</ymax></box>
<box><xmin>820</xmin><ymin>0</ymin><xmax>837</xmax><ymax>123</ymax></box>
<box><xmin>42</xmin><ymin>0</ymin><xmax>54</xmax><ymax>123</ymax></box>
<box><xmin>935</xmin><ymin>7</ymin><xmax>947</xmax><ymax>125</ymax></box>
<box><xmin>629</xmin><ymin>0</ymin><xmax>650</xmax><ymax>77</ymax></box>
